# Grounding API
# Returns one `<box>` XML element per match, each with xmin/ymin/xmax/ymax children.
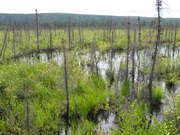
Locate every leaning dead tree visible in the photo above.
<box><xmin>149</xmin><ymin>0</ymin><xmax>162</xmax><ymax>111</ymax></box>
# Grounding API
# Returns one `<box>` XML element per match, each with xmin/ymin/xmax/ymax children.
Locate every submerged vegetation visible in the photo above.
<box><xmin>0</xmin><ymin>1</ymin><xmax>180</xmax><ymax>134</ymax></box>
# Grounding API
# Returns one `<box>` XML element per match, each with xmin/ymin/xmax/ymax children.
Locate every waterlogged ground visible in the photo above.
<box><xmin>16</xmin><ymin>46</ymin><xmax>180</xmax><ymax>133</ymax></box>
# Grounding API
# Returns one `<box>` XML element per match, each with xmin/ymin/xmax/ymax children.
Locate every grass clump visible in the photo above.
<box><xmin>163</xmin><ymin>94</ymin><xmax>180</xmax><ymax>135</ymax></box>
<box><xmin>115</xmin><ymin>100</ymin><xmax>165</xmax><ymax>135</ymax></box>
<box><xmin>120</xmin><ymin>80</ymin><xmax>130</xmax><ymax>97</ymax></box>
<box><xmin>152</xmin><ymin>86</ymin><xmax>164</xmax><ymax>103</ymax></box>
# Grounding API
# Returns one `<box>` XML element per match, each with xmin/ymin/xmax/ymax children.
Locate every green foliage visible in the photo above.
<box><xmin>0</xmin><ymin>60</ymin><xmax>109</xmax><ymax>134</ymax></box>
<box><xmin>152</xmin><ymin>86</ymin><xmax>164</xmax><ymax>102</ymax></box>
<box><xmin>115</xmin><ymin>101</ymin><xmax>165</xmax><ymax>135</ymax></box>
<box><xmin>166</xmin><ymin>69</ymin><xmax>180</xmax><ymax>86</ymax></box>
<box><xmin>0</xmin><ymin>61</ymin><xmax>62</xmax><ymax>134</ymax></box>
<box><xmin>71</xmin><ymin>120</ymin><xmax>95</xmax><ymax>135</ymax></box>
<box><xmin>120</xmin><ymin>80</ymin><xmax>130</xmax><ymax>97</ymax></box>
<box><xmin>70</xmin><ymin>75</ymin><xmax>108</xmax><ymax>120</ymax></box>
<box><xmin>96</xmin><ymin>40</ymin><xmax>110</xmax><ymax>51</ymax></box>
<box><xmin>163</xmin><ymin>94</ymin><xmax>180</xmax><ymax>135</ymax></box>
<box><xmin>106</xmin><ymin>69</ymin><xmax>115</xmax><ymax>86</ymax></box>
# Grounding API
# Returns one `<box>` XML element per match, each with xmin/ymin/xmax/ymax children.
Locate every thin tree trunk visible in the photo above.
<box><xmin>49</xmin><ymin>26</ymin><xmax>53</xmax><ymax>49</ymax></box>
<box><xmin>71</xmin><ymin>25</ymin><xmax>74</xmax><ymax>47</ymax></box>
<box><xmin>138</xmin><ymin>17</ymin><xmax>142</xmax><ymax>47</ymax></box>
<box><xmin>68</xmin><ymin>18</ymin><xmax>71</xmax><ymax>49</ymax></box>
<box><xmin>91</xmin><ymin>31</ymin><xmax>99</xmax><ymax>78</ymax></box>
<box><xmin>136</xmin><ymin>17</ymin><xmax>141</xmax><ymax>91</ymax></box>
<box><xmin>25</xmin><ymin>84</ymin><xmax>30</xmax><ymax>135</ymax></box>
<box><xmin>126</xmin><ymin>18</ymin><xmax>131</xmax><ymax>81</ymax></box>
<box><xmin>12</xmin><ymin>25</ymin><xmax>16</xmax><ymax>58</ymax></box>
<box><xmin>172</xmin><ymin>22</ymin><xmax>178</xmax><ymax>60</ymax></box>
<box><xmin>170</xmin><ymin>27</ymin><xmax>174</xmax><ymax>43</ymax></box>
<box><xmin>110</xmin><ymin>24</ymin><xmax>114</xmax><ymax>71</ymax></box>
<box><xmin>131</xmin><ymin>27</ymin><xmax>136</xmax><ymax>99</ymax></box>
<box><xmin>0</xmin><ymin>26</ymin><xmax>8</xmax><ymax>59</ymax></box>
<box><xmin>35</xmin><ymin>9</ymin><xmax>40</xmax><ymax>50</ymax></box>
<box><xmin>148</xmin><ymin>0</ymin><xmax>162</xmax><ymax>126</ymax></box>
<box><xmin>78</xmin><ymin>24</ymin><xmax>82</xmax><ymax>48</ymax></box>
<box><xmin>62</xmin><ymin>39</ymin><xmax>70</xmax><ymax>127</ymax></box>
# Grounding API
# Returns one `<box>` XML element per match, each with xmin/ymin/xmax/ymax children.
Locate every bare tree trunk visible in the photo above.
<box><xmin>91</xmin><ymin>31</ymin><xmax>99</xmax><ymax>78</ymax></box>
<box><xmin>49</xmin><ymin>26</ymin><xmax>53</xmax><ymax>49</ymax></box>
<box><xmin>131</xmin><ymin>27</ymin><xmax>136</xmax><ymax>99</ymax></box>
<box><xmin>103</xmin><ymin>26</ymin><xmax>106</xmax><ymax>41</ymax></box>
<box><xmin>148</xmin><ymin>0</ymin><xmax>162</xmax><ymax>126</ymax></box>
<box><xmin>68</xmin><ymin>18</ymin><xmax>71</xmax><ymax>49</ymax></box>
<box><xmin>138</xmin><ymin>17</ymin><xmax>142</xmax><ymax>47</ymax></box>
<box><xmin>0</xmin><ymin>26</ymin><xmax>8</xmax><ymax>59</ymax></box>
<box><xmin>170</xmin><ymin>27</ymin><xmax>174</xmax><ymax>44</ymax></box>
<box><xmin>25</xmin><ymin>84</ymin><xmax>30</xmax><ymax>135</ymax></box>
<box><xmin>78</xmin><ymin>24</ymin><xmax>82</xmax><ymax>48</ymax></box>
<box><xmin>71</xmin><ymin>24</ymin><xmax>74</xmax><ymax>47</ymax></box>
<box><xmin>172</xmin><ymin>22</ymin><xmax>178</xmax><ymax>60</ymax></box>
<box><xmin>126</xmin><ymin>18</ymin><xmax>131</xmax><ymax>81</ymax></box>
<box><xmin>12</xmin><ymin>25</ymin><xmax>16</xmax><ymax>58</ymax></box>
<box><xmin>35</xmin><ymin>9</ymin><xmax>40</xmax><ymax>50</ymax></box>
<box><xmin>62</xmin><ymin>39</ymin><xmax>70</xmax><ymax>127</ymax></box>
<box><xmin>110</xmin><ymin>24</ymin><xmax>114</xmax><ymax>71</ymax></box>
<box><xmin>136</xmin><ymin>17</ymin><xmax>141</xmax><ymax>91</ymax></box>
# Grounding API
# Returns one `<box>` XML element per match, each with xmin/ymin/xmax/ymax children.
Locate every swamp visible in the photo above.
<box><xmin>0</xmin><ymin>0</ymin><xmax>180</xmax><ymax>134</ymax></box>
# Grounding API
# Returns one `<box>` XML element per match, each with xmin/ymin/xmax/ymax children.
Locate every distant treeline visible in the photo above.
<box><xmin>0</xmin><ymin>13</ymin><xmax>179</xmax><ymax>27</ymax></box>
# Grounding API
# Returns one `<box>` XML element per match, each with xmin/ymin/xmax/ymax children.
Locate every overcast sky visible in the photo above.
<box><xmin>0</xmin><ymin>0</ymin><xmax>179</xmax><ymax>18</ymax></box>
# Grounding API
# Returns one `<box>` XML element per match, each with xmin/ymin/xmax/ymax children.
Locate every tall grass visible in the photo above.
<box><xmin>152</xmin><ymin>86</ymin><xmax>164</xmax><ymax>102</ymax></box>
<box><xmin>0</xmin><ymin>61</ymin><xmax>109</xmax><ymax>134</ymax></box>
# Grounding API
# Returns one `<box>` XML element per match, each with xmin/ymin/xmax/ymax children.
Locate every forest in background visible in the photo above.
<box><xmin>0</xmin><ymin>13</ymin><xmax>180</xmax><ymax>27</ymax></box>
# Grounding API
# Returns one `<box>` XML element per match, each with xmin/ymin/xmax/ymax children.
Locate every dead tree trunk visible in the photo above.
<box><xmin>25</xmin><ymin>84</ymin><xmax>30</xmax><ymax>135</ymax></box>
<box><xmin>91</xmin><ymin>31</ymin><xmax>99</xmax><ymax>78</ymax></box>
<box><xmin>172</xmin><ymin>22</ymin><xmax>178</xmax><ymax>60</ymax></box>
<box><xmin>148</xmin><ymin>0</ymin><xmax>162</xmax><ymax>121</ymax></box>
<box><xmin>68</xmin><ymin>18</ymin><xmax>71</xmax><ymax>49</ymax></box>
<box><xmin>78</xmin><ymin>24</ymin><xmax>82</xmax><ymax>48</ymax></box>
<box><xmin>110</xmin><ymin>24</ymin><xmax>114</xmax><ymax>71</ymax></box>
<box><xmin>49</xmin><ymin>26</ymin><xmax>53</xmax><ymax>49</ymax></box>
<box><xmin>35</xmin><ymin>9</ymin><xmax>40</xmax><ymax>50</ymax></box>
<box><xmin>62</xmin><ymin>39</ymin><xmax>70</xmax><ymax>127</ymax></box>
<box><xmin>0</xmin><ymin>26</ymin><xmax>8</xmax><ymax>59</ymax></box>
<box><xmin>136</xmin><ymin>17</ymin><xmax>141</xmax><ymax>91</ymax></box>
<box><xmin>138</xmin><ymin>17</ymin><xmax>142</xmax><ymax>47</ymax></box>
<box><xmin>126</xmin><ymin>18</ymin><xmax>131</xmax><ymax>81</ymax></box>
<box><xmin>170</xmin><ymin>26</ymin><xmax>174</xmax><ymax>44</ymax></box>
<box><xmin>131</xmin><ymin>27</ymin><xmax>136</xmax><ymax>99</ymax></box>
<box><xmin>12</xmin><ymin>26</ymin><xmax>16</xmax><ymax>58</ymax></box>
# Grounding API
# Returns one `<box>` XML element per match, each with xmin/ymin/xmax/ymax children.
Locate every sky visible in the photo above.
<box><xmin>0</xmin><ymin>0</ymin><xmax>179</xmax><ymax>18</ymax></box>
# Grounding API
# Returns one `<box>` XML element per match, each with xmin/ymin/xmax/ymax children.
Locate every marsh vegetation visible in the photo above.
<box><xmin>0</xmin><ymin>1</ymin><xmax>180</xmax><ymax>134</ymax></box>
